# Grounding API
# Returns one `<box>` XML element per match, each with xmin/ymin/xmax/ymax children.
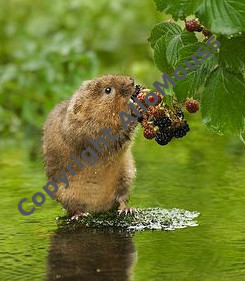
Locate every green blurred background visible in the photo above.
<box><xmin>0</xmin><ymin>0</ymin><xmax>162</xmax><ymax>139</ymax></box>
<box><xmin>1</xmin><ymin>1</ymin><xmax>245</xmax><ymax>281</ymax></box>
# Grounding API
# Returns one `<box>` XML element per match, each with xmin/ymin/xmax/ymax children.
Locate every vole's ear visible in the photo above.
<box><xmin>72</xmin><ymin>80</ymin><xmax>92</xmax><ymax>114</ymax></box>
<box><xmin>78</xmin><ymin>80</ymin><xmax>92</xmax><ymax>92</ymax></box>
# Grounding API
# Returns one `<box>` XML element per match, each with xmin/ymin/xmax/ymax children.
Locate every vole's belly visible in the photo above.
<box><xmin>55</xmin><ymin>165</ymin><xmax>122</xmax><ymax>214</ymax></box>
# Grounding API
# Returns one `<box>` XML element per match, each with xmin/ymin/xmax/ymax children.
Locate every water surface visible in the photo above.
<box><xmin>1</xmin><ymin>118</ymin><xmax>245</xmax><ymax>281</ymax></box>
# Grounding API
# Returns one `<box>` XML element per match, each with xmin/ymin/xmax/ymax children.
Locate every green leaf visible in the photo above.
<box><xmin>153</xmin><ymin>35</ymin><xmax>173</xmax><ymax>73</ymax></box>
<box><xmin>148</xmin><ymin>22</ymin><xmax>182</xmax><ymax>48</ymax></box>
<box><xmin>165</xmin><ymin>30</ymin><xmax>197</xmax><ymax>66</ymax></box>
<box><xmin>154</xmin><ymin>0</ymin><xmax>201</xmax><ymax>20</ymax></box>
<box><xmin>196</xmin><ymin>0</ymin><xmax>245</xmax><ymax>35</ymax></box>
<box><xmin>218</xmin><ymin>35</ymin><xmax>245</xmax><ymax>73</ymax></box>
<box><xmin>174</xmin><ymin>42</ymin><xmax>218</xmax><ymax>100</ymax></box>
<box><xmin>177</xmin><ymin>42</ymin><xmax>203</xmax><ymax>64</ymax></box>
<box><xmin>175</xmin><ymin>55</ymin><xmax>218</xmax><ymax>101</ymax></box>
<box><xmin>201</xmin><ymin>68</ymin><xmax>245</xmax><ymax>135</ymax></box>
<box><xmin>150</xmin><ymin>22</ymin><xmax>197</xmax><ymax>71</ymax></box>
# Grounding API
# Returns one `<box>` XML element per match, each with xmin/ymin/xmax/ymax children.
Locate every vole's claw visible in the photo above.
<box><xmin>70</xmin><ymin>212</ymin><xmax>91</xmax><ymax>221</ymax></box>
<box><xmin>118</xmin><ymin>207</ymin><xmax>138</xmax><ymax>215</ymax></box>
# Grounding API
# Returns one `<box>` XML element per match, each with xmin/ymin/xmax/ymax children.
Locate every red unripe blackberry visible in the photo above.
<box><xmin>146</xmin><ymin>92</ymin><xmax>162</xmax><ymax>106</ymax></box>
<box><xmin>147</xmin><ymin>106</ymin><xmax>164</xmax><ymax>118</ymax></box>
<box><xmin>185</xmin><ymin>19</ymin><xmax>202</xmax><ymax>32</ymax></box>
<box><xmin>136</xmin><ymin>93</ymin><xmax>146</xmax><ymax>104</ymax></box>
<box><xmin>153</xmin><ymin>108</ymin><xmax>165</xmax><ymax>119</ymax></box>
<box><xmin>143</xmin><ymin>128</ymin><xmax>155</xmax><ymax>139</ymax></box>
<box><xmin>185</xmin><ymin>98</ymin><xmax>200</xmax><ymax>113</ymax></box>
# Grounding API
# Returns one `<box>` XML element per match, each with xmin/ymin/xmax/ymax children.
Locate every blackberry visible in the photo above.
<box><xmin>185</xmin><ymin>19</ymin><xmax>202</xmax><ymax>32</ymax></box>
<box><xmin>185</xmin><ymin>98</ymin><xmax>200</xmax><ymax>113</ymax></box>
<box><xmin>183</xmin><ymin>122</ymin><xmax>190</xmax><ymax>133</ymax></box>
<box><xmin>136</xmin><ymin>93</ymin><xmax>145</xmax><ymax>104</ymax></box>
<box><xmin>143</xmin><ymin>128</ymin><xmax>155</xmax><ymax>139</ymax></box>
<box><xmin>132</xmin><ymin>84</ymin><xmax>141</xmax><ymax>98</ymax></box>
<box><xmin>161</xmin><ymin>128</ymin><xmax>173</xmax><ymax>139</ymax></box>
<box><xmin>148</xmin><ymin>106</ymin><xmax>165</xmax><ymax>119</ymax></box>
<box><xmin>173</xmin><ymin>127</ymin><xmax>186</xmax><ymax>138</ymax></box>
<box><xmin>173</xmin><ymin>122</ymin><xmax>190</xmax><ymax>138</ymax></box>
<box><xmin>175</xmin><ymin>109</ymin><xmax>184</xmax><ymax>118</ymax></box>
<box><xmin>153</xmin><ymin>116</ymin><xmax>171</xmax><ymax>128</ymax></box>
<box><xmin>135</xmin><ymin>84</ymin><xmax>141</xmax><ymax>94</ymax></box>
<box><xmin>147</xmin><ymin>92</ymin><xmax>162</xmax><ymax>106</ymax></box>
<box><xmin>155</xmin><ymin>129</ymin><xmax>173</xmax><ymax>146</ymax></box>
<box><xmin>137</xmin><ymin>116</ymin><xmax>143</xmax><ymax>123</ymax></box>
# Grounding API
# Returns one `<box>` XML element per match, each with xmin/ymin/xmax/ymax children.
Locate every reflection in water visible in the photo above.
<box><xmin>47</xmin><ymin>227</ymin><xmax>137</xmax><ymax>281</ymax></box>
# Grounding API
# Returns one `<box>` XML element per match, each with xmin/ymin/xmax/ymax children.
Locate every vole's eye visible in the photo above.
<box><xmin>104</xmin><ymin>87</ymin><xmax>112</xmax><ymax>94</ymax></box>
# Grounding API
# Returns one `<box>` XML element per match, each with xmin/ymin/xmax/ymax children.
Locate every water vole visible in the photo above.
<box><xmin>42</xmin><ymin>74</ymin><xmax>138</xmax><ymax>219</ymax></box>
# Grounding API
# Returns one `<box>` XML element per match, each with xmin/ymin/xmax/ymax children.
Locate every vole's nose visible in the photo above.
<box><xmin>129</xmin><ymin>77</ymin><xmax>134</xmax><ymax>86</ymax></box>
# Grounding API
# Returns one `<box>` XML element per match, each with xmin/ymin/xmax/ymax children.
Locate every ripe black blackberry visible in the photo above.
<box><xmin>155</xmin><ymin>129</ymin><xmax>173</xmax><ymax>146</ymax></box>
<box><xmin>153</xmin><ymin>116</ymin><xmax>171</xmax><ymax>128</ymax></box>
<box><xmin>173</xmin><ymin>128</ymin><xmax>185</xmax><ymax>138</ymax></box>
<box><xmin>173</xmin><ymin>123</ymin><xmax>190</xmax><ymax>138</ymax></box>
<box><xmin>183</xmin><ymin>121</ymin><xmax>190</xmax><ymax>133</ymax></box>
<box><xmin>137</xmin><ymin>116</ymin><xmax>143</xmax><ymax>123</ymax></box>
<box><xmin>175</xmin><ymin>109</ymin><xmax>184</xmax><ymax>118</ymax></box>
<box><xmin>132</xmin><ymin>84</ymin><xmax>141</xmax><ymax>98</ymax></box>
<box><xmin>161</xmin><ymin>128</ymin><xmax>173</xmax><ymax>139</ymax></box>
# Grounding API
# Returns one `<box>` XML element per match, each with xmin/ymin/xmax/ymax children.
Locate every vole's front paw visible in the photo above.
<box><xmin>70</xmin><ymin>212</ymin><xmax>91</xmax><ymax>221</ymax></box>
<box><xmin>118</xmin><ymin>207</ymin><xmax>138</xmax><ymax>215</ymax></box>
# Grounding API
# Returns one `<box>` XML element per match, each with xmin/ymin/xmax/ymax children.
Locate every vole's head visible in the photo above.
<box><xmin>69</xmin><ymin>74</ymin><xmax>136</xmax><ymax>133</ymax></box>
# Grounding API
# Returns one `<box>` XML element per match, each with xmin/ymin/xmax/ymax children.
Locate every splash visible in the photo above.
<box><xmin>64</xmin><ymin>208</ymin><xmax>200</xmax><ymax>231</ymax></box>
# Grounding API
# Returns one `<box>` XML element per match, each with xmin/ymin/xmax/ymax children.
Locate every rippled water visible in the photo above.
<box><xmin>1</xmin><ymin>119</ymin><xmax>245</xmax><ymax>281</ymax></box>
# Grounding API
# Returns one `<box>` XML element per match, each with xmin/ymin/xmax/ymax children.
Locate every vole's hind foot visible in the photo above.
<box><xmin>70</xmin><ymin>212</ymin><xmax>91</xmax><ymax>221</ymax></box>
<box><xmin>118</xmin><ymin>207</ymin><xmax>138</xmax><ymax>215</ymax></box>
<box><xmin>117</xmin><ymin>200</ymin><xmax>137</xmax><ymax>215</ymax></box>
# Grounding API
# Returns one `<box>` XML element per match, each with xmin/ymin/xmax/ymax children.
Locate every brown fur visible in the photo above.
<box><xmin>42</xmin><ymin>74</ymin><xmax>137</xmax><ymax>216</ymax></box>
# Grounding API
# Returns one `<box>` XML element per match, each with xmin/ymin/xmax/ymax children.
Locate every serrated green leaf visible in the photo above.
<box><xmin>196</xmin><ymin>0</ymin><xmax>245</xmax><ymax>35</ymax></box>
<box><xmin>166</xmin><ymin>30</ymin><xmax>197</xmax><ymax>66</ymax></box>
<box><xmin>201</xmin><ymin>68</ymin><xmax>245</xmax><ymax>135</ymax></box>
<box><xmin>218</xmin><ymin>35</ymin><xmax>245</xmax><ymax>73</ymax></box>
<box><xmin>148</xmin><ymin>22</ymin><xmax>182</xmax><ymax>48</ymax></box>
<box><xmin>154</xmin><ymin>0</ymin><xmax>201</xmax><ymax>20</ymax></box>
<box><xmin>175</xmin><ymin>54</ymin><xmax>218</xmax><ymax>100</ymax></box>
<box><xmin>174</xmin><ymin>42</ymin><xmax>218</xmax><ymax>100</ymax></box>
<box><xmin>176</xmin><ymin>40</ymin><xmax>216</xmax><ymax>68</ymax></box>
<box><xmin>177</xmin><ymin>42</ymin><xmax>203</xmax><ymax>64</ymax></box>
<box><xmin>153</xmin><ymin>35</ymin><xmax>173</xmax><ymax>73</ymax></box>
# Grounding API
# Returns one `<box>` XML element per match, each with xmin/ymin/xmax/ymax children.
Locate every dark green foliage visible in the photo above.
<box><xmin>149</xmin><ymin>0</ymin><xmax>245</xmax><ymax>135</ymax></box>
